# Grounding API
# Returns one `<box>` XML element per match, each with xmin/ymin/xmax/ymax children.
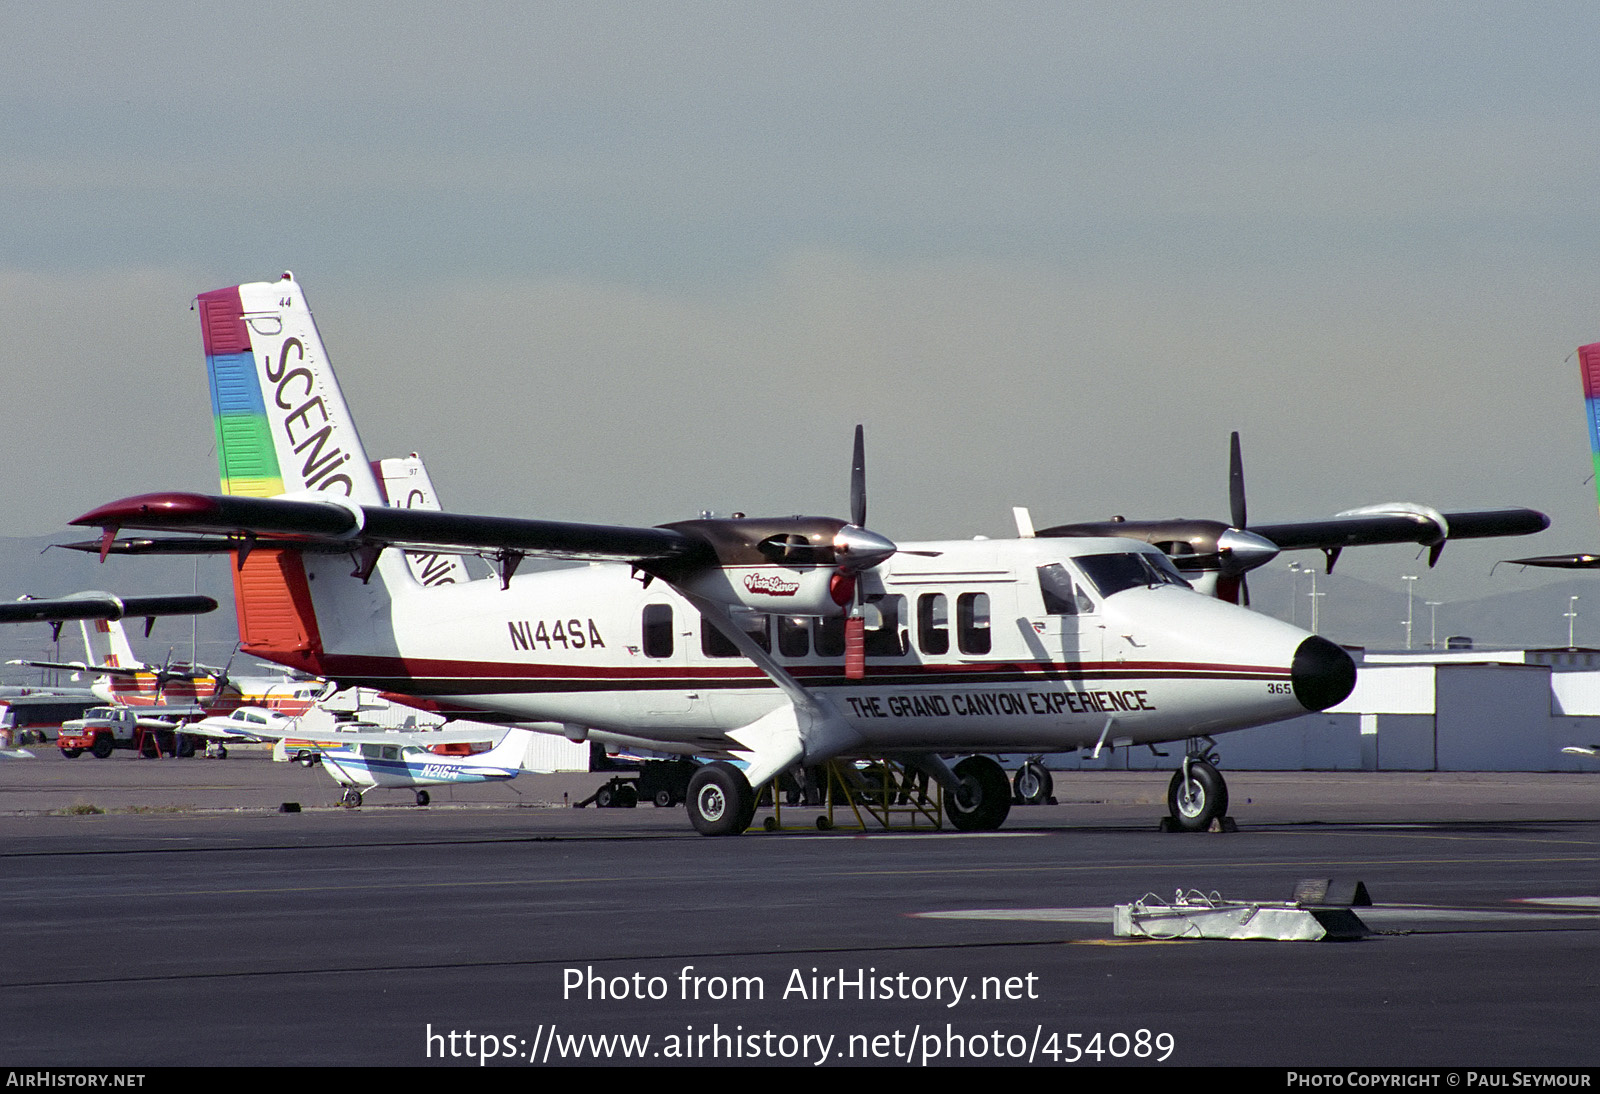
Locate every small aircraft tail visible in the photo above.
<box><xmin>198</xmin><ymin>275</ymin><xmax>404</xmax><ymax>666</ymax></box>
<box><xmin>79</xmin><ymin>617</ymin><xmax>138</xmax><ymax>674</ymax></box>
<box><xmin>374</xmin><ymin>455</ymin><xmax>471</xmax><ymax>587</ymax></box>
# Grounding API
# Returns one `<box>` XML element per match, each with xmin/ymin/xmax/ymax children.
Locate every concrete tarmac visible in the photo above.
<box><xmin>1</xmin><ymin>749</ymin><xmax>1596</xmax><ymax>1068</ymax></box>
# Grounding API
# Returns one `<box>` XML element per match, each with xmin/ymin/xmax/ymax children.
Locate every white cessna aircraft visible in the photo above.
<box><xmin>185</xmin><ymin>706</ymin><xmax>534</xmax><ymax>806</ymax></box>
<box><xmin>74</xmin><ymin>274</ymin><xmax>1414</xmax><ymax>836</ymax></box>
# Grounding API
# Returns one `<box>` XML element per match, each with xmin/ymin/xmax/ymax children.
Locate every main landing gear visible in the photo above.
<box><xmin>687</xmin><ymin>761</ymin><xmax>757</xmax><ymax>836</ymax></box>
<box><xmin>945</xmin><ymin>755</ymin><xmax>1012</xmax><ymax>831</ymax></box>
<box><xmin>1163</xmin><ymin>740</ymin><xmax>1233</xmax><ymax>833</ymax></box>
<box><xmin>685</xmin><ymin>754</ymin><xmax>1017</xmax><ymax>836</ymax></box>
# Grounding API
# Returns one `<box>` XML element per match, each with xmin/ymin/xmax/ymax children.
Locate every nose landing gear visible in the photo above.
<box><xmin>1163</xmin><ymin>739</ymin><xmax>1235</xmax><ymax>833</ymax></box>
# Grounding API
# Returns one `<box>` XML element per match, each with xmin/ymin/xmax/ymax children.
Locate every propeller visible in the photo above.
<box><xmin>1213</xmin><ymin>432</ymin><xmax>1280</xmax><ymax>606</ymax></box>
<box><xmin>832</xmin><ymin>426</ymin><xmax>896</xmax><ymax>679</ymax></box>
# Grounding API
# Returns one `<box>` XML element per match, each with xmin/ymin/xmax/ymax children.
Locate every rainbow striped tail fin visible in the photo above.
<box><xmin>198</xmin><ymin>274</ymin><xmax>382</xmax><ymax>504</ymax></box>
<box><xmin>1581</xmin><ymin>343</ymin><xmax>1600</xmax><ymax>520</ymax></box>
<box><xmin>195</xmin><ymin>275</ymin><xmax>388</xmax><ymax>665</ymax></box>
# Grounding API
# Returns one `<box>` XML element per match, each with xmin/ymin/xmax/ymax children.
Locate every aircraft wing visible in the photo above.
<box><xmin>1499</xmin><ymin>553</ymin><xmax>1600</xmax><ymax>570</ymax></box>
<box><xmin>185</xmin><ymin>716</ymin><xmax>505</xmax><ymax>747</ymax></box>
<box><xmin>1250</xmin><ymin>507</ymin><xmax>1550</xmax><ymax>552</ymax></box>
<box><xmin>70</xmin><ymin>493</ymin><xmax>709</xmax><ymax>565</ymax></box>
<box><xmin>0</xmin><ymin>593</ymin><xmax>217</xmax><ymax>624</ymax></box>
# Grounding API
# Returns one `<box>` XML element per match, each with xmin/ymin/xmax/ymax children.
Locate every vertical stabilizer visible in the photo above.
<box><xmin>1580</xmin><ymin>343</ymin><xmax>1600</xmax><ymax>520</ymax></box>
<box><xmin>200</xmin><ymin>275</ymin><xmax>382</xmax><ymax>504</ymax></box>
<box><xmin>79</xmin><ymin>617</ymin><xmax>138</xmax><ymax>672</ymax></box>
<box><xmin>374</xmin><ymin>454</ymin><xmax>472</xmax><ymax>586</ymax></box>
<box><xmin>197</xmin><ymin>275</ymin><xmax>392</xmax><ymax>666</ymax></box>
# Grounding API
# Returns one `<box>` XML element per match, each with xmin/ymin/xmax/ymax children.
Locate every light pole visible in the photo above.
<box><xmin>1287</xmin><ymin>562</ymin><xmax>1304</xmax><ymax>627</ymax></box>
<box><xmin>1567</xmin><ymin>595</ymin><xmax>1580</xmax><ymax>648</ymax></box>
<box><xmin>1308</xmin><ymin>568</ymin><xmax>1323</xmax><ymax>634</ymax></box>
<box><xmin>1426</xmin><ymin>601</ymin><xmax>1442</xmax><ymax>649</ymax></box>
<box><xmin>1402</xmin><ymin>575</ymin><xmax>1418</xmax><ymax>650</ymax></box>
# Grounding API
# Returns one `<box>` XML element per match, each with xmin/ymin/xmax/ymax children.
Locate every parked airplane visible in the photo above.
<box><xmin>185</xmin><ymin>706</ymin><xmax>535</xmax><ymax>805</ymax></box>
<box><xmin>11</xmin><ymin>614</ymin><xmax>328</xmax><ymax>716</ymax></box>
<box><xmin>70</xmin><ymin>274</ymin><xmax>1538</xmax><ymax>836</ymax></box>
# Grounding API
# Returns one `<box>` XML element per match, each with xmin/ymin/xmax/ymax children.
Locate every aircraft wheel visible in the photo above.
<box><xmin>686</xmin><ymin>761</ymin><xmax>753</xmax><ymax>836</ymax></box>
<box><xmin>1167</xmin><ymin>762</ymin><xmax>1228</xmax><ymax>831</ymax></box>
<box><xmin>60</xmin><ymin>749</ymin><xmax>82</xmax><ymax>759</ymax></box>
<box><xmin>815</xmin><ymin>816</ymin><xmax>832</xmax><ymax>831</ymax></box>
<box><xmin>946</xmin><ymin>756</ymin><xmax>1012</xmax><ymax>831</ymax></box>
<box><xmin>341</xmin><ymin>788</ymin><xmax>363</xmax><ymax>808</ymax></box>
<box><xmin>1012</xmin><ymin>760</ymin><xmax>1053</xmax><ymax>805</ymax></box>
<box><xmin>177</xmin><ymin>735</ymin><xmax>196</xmax><ymax>758</ymax></box>
<box><xmin>216</xmin><ymin>745</ymin><xmax>228</xmax><ymax>759</ymax></box>
<box><xmin>653</xmin><ymin>789</ymin><xmax>674</xmax><ymax>808</ymax></box>
<box><xmin>415</xmin><ymin>790</ymin><xmax>430</xmax><ymax>807</ymax></box>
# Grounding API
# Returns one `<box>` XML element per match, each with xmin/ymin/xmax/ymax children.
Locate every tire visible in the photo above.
<box><xmin>341</xmin><ymin>788</ymin><xmax>363</xmax><ymax>808</ymax></box>
<box><xmin>615</xmin><ymin>784</ymin><xmax>638</xmax><ymax>808</ymax></box>
<box><xmin>653</xmin><ymin>789</ymin><xmax>674</xmax><ymax>808</ymax></box>
<box><xmin>415</xmin><ymin>790</ymin><xmax>430</xmax><ymax>806</ymax></box>
<box><xmin>176</xmin><ymin>734</ymin><xmax>196</xmax><ymax>758</ymax></box>
<box><xmin>140</xmin><ymin>735</ymin><xmax>160</xmax><ymax>759</ymax></box>
<box><xmin>1166</xmin><ymin>761</ymin><xmax>1228</xmax><ymax>832</ymax></box>
<box><xmin>60</xmin><ymin>748</ymin><xmax>82</xmax><ymax>759</ymax></box>
<box><xmin>595</xmin><ymin>784</ymin><xmax>615</xmax><ymax>808</ymax></box>
<box><xmin>946</xmin><ymin>756</ymin><xmax>1012</xmax><ymax>831</ymax></box>
<box><xmin>90</xmin><ymin>734</ymin><xmax>114</xmax><ymax>759</ymax></box>
<box><xmin>686</xmin><ymin>761</ymin><xmax>754</xmax><ymax>836</ymax></box>
<box><xmin>1012</xmin><ymin>761</ymin><xmax>1053</xmax><ymax>805</ymax></box>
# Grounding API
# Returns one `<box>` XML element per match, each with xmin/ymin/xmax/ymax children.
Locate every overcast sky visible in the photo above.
<box><xmin>4</xmin><ymin>1</ymin><xmax>1600</xmax><ymax>608</ymax></box>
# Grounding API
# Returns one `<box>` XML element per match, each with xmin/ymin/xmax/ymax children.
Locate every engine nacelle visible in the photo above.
<box><xmin>673</xmin><ymin>565</ymin><xmax>846</xmax><ymax>616</ymax></box>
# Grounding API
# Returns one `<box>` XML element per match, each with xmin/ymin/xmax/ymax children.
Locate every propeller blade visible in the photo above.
<box><xmin>851</xmin><ymin>424</ymin><xmax>867</xmax><ymax>529</ymax></box>
<box><xmin>1229</xmin><ymin>431</ymin><xmax>1247</xmax><ymax>530</ymax></box>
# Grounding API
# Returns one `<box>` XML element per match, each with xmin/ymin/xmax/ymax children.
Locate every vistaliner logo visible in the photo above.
<box><xmin>744</xmin><ymin>573</ymin><xmax>800</xmax><ymax>596</ymax></box>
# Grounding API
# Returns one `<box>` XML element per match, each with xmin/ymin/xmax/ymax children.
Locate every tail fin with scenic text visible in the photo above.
<box><xmin>197</xmin><ymin>274</ymin><xmax>407</xmax><ymax>666</ymax></box>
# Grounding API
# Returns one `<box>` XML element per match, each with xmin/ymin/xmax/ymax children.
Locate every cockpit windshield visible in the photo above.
<box><xmin>1073</xmin><ymin>551</ymin><xmax>1192</xmax><ymax>598</ymax></box>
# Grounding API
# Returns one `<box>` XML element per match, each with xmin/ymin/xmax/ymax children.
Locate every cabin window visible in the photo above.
<box><xmin>776</xmin><ymin>616</ymin><xmax>810</xmax><ymax>658</ymax></box>
<box><xmin>863</xmin><ymin>595</ymin><xmax>908</xmax><ymax>657</ymax></box>
<box><xmin>642</xmin><ymin>604</ymin><xmax>674</xmax><ymax>658</ymax></box>
<box><xmin>701</xmin><ymin>612</ymin><xmax>770</xmax><ymax>658</ymax></box>
<box><xmin>917</xmin><ymin>593</ymin><xmax>950</xmax><ymax>654</ymax></box>
<box><xmin>957</xmin><ymin>592</ymin><xmax>991</xmax><ymax>655</ymax></box>
<box><xmin>1038</xmin><ymin>563</ymin><xmax>1094</xmax><ymax>615</ymax></box>
<box><xmin>814</xmin><ymin>615</ymin><xmax>846</xmax><ymax>658</ymax></box>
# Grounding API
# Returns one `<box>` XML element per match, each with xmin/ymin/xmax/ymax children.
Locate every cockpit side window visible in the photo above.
<box><xmin>1037</xmin><ymin>563</ymin><xmax>1078</xmax><ymax>615</ymax></box>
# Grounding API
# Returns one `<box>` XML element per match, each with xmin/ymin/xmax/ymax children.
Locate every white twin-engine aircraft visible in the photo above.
<box><xmin>76</xmin><ymin>273</ymin><xmax>1461</xmax><ymax>837</ymax></box>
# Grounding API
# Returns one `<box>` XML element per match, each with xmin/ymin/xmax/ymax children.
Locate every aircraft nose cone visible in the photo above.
<box><xmin>1291</xmin><ymin>635</ymin><xmax>1356</xmax><ymax>711</ymax></box>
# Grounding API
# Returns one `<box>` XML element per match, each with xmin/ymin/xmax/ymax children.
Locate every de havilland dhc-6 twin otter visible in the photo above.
<box><xmin>67</xmin><ymin>274</ymin><xmax>1549</xmax><ymax>835</ymax></box>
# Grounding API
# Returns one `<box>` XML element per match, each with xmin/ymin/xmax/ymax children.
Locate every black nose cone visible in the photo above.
<box><xmin>1292</xmin><ymin>635</ymin><xmax>1356</xmax><ymax>711</ymax></box>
